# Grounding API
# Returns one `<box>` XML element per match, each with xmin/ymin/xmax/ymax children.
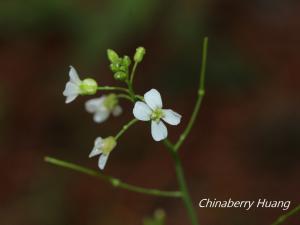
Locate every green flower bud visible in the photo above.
<box><xmin>102</xmin><ymin>136</ymin><xmax>117</xmax><ymax>155</ymax></box>
<box><xmin>119</xmin><ymin>65</ymin><xmax>127</xmax><ymax>72</ymax></box>
<box><xmin>134</xmin><ymin>47</ymin><xmax>146</xmax><ymax>62</ymax></box>
<box><xmin>109</xmin><ymin>56</ymin><xmax>124</xmax><ymax>72</ymax></box>
<box><xmin>114</xmin><ymin>71</ymin><xmax>128</xmax><ymax>81</ymax></box>
<box><xmin>80</xmin><ymin>78</ymin><xmax>98</xmax><ymax>95</ymax></box>
<box><xmin>110</xmin><ymin>63</ymin><xmax>119</xmax><ymax>73</ymax></box>
<box><xmin>122</xmin><ymin>55</ymin><xmax>131</xmax><ymax>67</ymax></box>
<box><xmin>107</xmin><ymin>49</ymin><xmax>119</xmax><ymax>63</ymax></box>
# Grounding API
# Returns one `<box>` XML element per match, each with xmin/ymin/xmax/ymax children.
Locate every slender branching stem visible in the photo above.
<box><xmin>117</xmin><ymin>94</ymin><xmax>134</xmax><ymax>102</ymax></box>
<box><xmin>97</xmin><ymin>86</ymin><xmax>129</xmax><ymax>93</ymax></box>
<box><xmin>161</xmin><ymin>37</ymin><xmax>209</xmax><ymax>225</ymax></box>
<box><xmin>130</xmin><ymin>61</ymin><xmax>139</xmax><ymax>84</ymax></box>
<box><xmin>271</xmin><ymin>204</ymin><xmax>300</xmax><ymax>225</ymax></box>
<box><xmin>163</xmin><ymin>138</ymin><xmax>175</xmax><ymax>150</ymax></box>
<box><xmin>126</xmin><ymin>80</ymin><xmax>136</xmax><ymax>100</ymax></box>
<box><xmin>174</xmin><ymin>37</ymin><xmax>208</xmax><ymax>152</ymax></box>
<box><xmin>115</xmin><ymin>118</ymin><xmax>138</xmax><ymax>140</ymax></box>
<box><xmin>163</xmin><ymin>140</ymin><xmax>199</xmax><ymax>225</ymax></box>
<box><xmin>172</xmin><ymin>150</ymin><xmax>199</xmax><ymax>225</ymax></box>
<box><xmin>45</xmin><ymin>156</ymin><xmax>182</xmax><ymax>198</ymax></box>
<box><xmin>126</xmin><ymin>61</ymin><xmax>139</xmax><ymax>100</ymax></box>
<box><xmin>135</xmin><ymin>94</ymin><xmax>144</xmax><ymax>101</ymax></box>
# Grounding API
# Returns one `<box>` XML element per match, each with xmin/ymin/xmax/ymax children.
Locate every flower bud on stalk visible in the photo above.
<box><xmin>107</xmin><ymin>49</ymin><xmax>119</xmax><ymax>63</ymax></box>
<box><xmin>122</xmin><ymin>55</ymin><xmax>131</xmax><ymax>67</ymax></box>
<box><xmin>63</xmin><ymin>66</ymin><xmax>98</xmax><ymax>103</ymax></box>
<box><xmin>134</xmin><ymin>47</ymin><xmax>146</xmax><ymax>63</ymax></box>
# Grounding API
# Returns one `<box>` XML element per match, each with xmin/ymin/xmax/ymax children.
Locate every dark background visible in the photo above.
<box><xmin>0</xmin><ymin>0</ymin><xmax>299</xmax><ymax>225</ymax></box>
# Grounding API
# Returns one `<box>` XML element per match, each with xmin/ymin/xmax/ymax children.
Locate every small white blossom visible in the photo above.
<box><xmin>133</xmin><ymin>89</ymin><xmax>182</xmax><ymax>141</ymax></box>
<box><xmin>89</xmin><ymin>136</ymin><xmax>117</xmax><ymax>170</ymax></box>
<box><xmin>63</xmin><ymin>66</ymin><xmax>98</xmax><ymax>104</ymax></box>
<box><xmin>85</xmin><ymin>94</ymin><xmax>122</xmax><ymax>123</ymax></box>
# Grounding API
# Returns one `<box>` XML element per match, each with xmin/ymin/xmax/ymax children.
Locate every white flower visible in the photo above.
<box><xmin>63</xmin><ymin>66</ymin><xmax>98</xmax><ymax>104</ymax></box>
<box><xmin>89</xmin><ymin>136</ymin><xmax>117</xmax><ymax>170</ymax></box>
<box><xmin>133</xmin><ymin>89</ymin><xmax>182</xmax><ymax>141</ymax></box>
<box><xmin>85</xmin><ymin>94</ymin><xmax>122</xmax><ymax>123</ymax></box>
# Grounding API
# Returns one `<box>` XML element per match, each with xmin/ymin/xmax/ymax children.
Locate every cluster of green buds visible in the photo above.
<box><xmin>107</xmin><ymin>47</ymin><xmax>146</xmax><ymax>82</ymax></box>
<box><xmin>107</xmin><ymin>49</ymin><xmax>131</xmax><ymax>81</ymax></box>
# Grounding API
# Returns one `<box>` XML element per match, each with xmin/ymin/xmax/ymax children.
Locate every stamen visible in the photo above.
<box><xmin>151</xmin><ymin>108</ymin><xmax>164</xmax><ymax>122</ymax></box>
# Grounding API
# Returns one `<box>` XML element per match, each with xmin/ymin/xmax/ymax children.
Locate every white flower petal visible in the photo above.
<box><xmin>89</xmin><ymin>137</ymin><xmax>103</xmax><ymax>158</ymax></box>
<box><xmin>85</xmin><ymin>97</ymin><xmax>105</xmax><ymax>113</ymax></box>
<box><xmin>94</xmin><ymin>137</ymin><xmax>103</xmax><ymax>148</ymax></box>
<box><xmin>93</xmin><ymin>110</ymin><xmax>110</xmax><ymax>123</ymax></box>
<box><xmin>69</xmin><ymin>66</ymin><xmax>81</xmax><ymax>85</ymax></box>
<box><xmin>89</xmin><ymin>147</ymin><xmax>102</xmax><ymax>158</ymax></box>
<box><xmin>63</xmin><ymin>82</ymin><xmax>80</xmax><ymax>103</ymax></box>
<box><xmin>98</xmin><ymin>153</ymin><xmax>109</xmax><ymax>170</ymax></box>
<box><xmin>162</xmin><ymin>109</ymin><xmax>182</xmax><ymax>125</ymax></box>
<box><xmin>63</xmin><ymin>82</ymin><xmax>80</xmax><ymax>96</ymax></box>
<box><xmin>112</xmin><ymin>105</ymin><xmax>122</xmax><ymax>116</ymax></box>
<box><xmin>144</xmin><ymin>89</ymin><xmax>163</xmax><ymax>110</ymax></box>
<box><xmin>133</xmin><ymin>101</ymin><xmax>151</xmax><ymax>121</ymax></box>
<box><xmin>151</xmin><ymin>120</ymin><xmax>168</xmax><ymax>141</ymax></box>
<box><xmin>65</xmin><ymin>94</ymin><xmax>78</xmax><ymax>104</ymax></box>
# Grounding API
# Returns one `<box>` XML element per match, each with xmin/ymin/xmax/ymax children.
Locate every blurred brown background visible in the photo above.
<box><xmin>0</xmin><ymin>0</ymin><xmax>299</xmax><ymax>225</ymax></box>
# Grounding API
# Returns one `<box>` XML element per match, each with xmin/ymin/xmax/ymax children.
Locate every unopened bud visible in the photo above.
<box><xmin>134</xmin><ymin>47</ymin><xmax>146</xmax><ymax>63</ymax></box>
<box><xmin>114</xmin><ymin>71</ymin><xmax>128</xmax><ymax>81</ymax></box>
<box><xmin>107</xmin><ymin>49</ymin><xmax>119</xmax><ymax>63</ymax></box>
<box><xmin>123</xmin><ymin>55</ymin><xmax>131</xmax><ymax>67</ymax></box>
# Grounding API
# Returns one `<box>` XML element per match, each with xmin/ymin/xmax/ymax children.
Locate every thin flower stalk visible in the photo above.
<box><xmin>45</xmin><ymin>156</ymin><xmax>181</xmax><ymax>198</ymax></box>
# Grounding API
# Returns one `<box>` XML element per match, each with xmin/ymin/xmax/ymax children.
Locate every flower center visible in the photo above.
<box><xmin>103</xmin><ymin>94</ymin><xmax>118</xmax><ymax>111</ymax></box>
<box><xmin>151</xmin><ymin>108</ymin><xmax>164</xmax><ymax>122</ymax></box>
<box><xmin>102</xmin><ymin>136</ymin><xmax>117</xmax><ymax>155</ymax></box>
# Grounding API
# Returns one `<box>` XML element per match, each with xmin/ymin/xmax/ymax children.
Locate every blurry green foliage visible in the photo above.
<box><xmin>0</xmin><ymin>0</ymin><xmax>260</xmax><ymax>92</ymax></box>
<box><xmin>143</xmin><ymin>209</ymin><xmax>166</xmax><ymax>225</ymax></box>
<box><xmin>0</xmin><ymin>0</ymin><xmax>160</xmax><ymax>64</ymax></box>
<box><xmin>0</xmin><ymin>0</ymin><xmax>77</xmax><ymax>34</ymax></box>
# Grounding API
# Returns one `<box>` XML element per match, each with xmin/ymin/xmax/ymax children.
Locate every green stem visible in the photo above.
<box><xmin>164</xmin><ymin>138</ymin><xmax>175</xmax><ymax>150</ymax></box>
<box><xmin>271</xmin><ymin>204</ymin><xmax>300</xmax><ymax>225</ymax></box>
<box><xmin>126</xmin><ymin>80</ymin><xmax>136</xmax><ymax>100</ymax></box>
<box><xmin>117</xmin><ymin>94</ymin><xmax>134</xmax><ymax>102</ymax></box>
<box><xmin>163</xmin><ymin>141</ymin><xmax>199</xmax><ymax>225</ymax></box>
<box><xmin>174</xmin><ymin>37</ymin><xmax>208</xmax><ymax>152</ymax></box>
<box><xmin>173</xmin><ymin>152</ymin><xmax>198</xmax><ymax>225</ymax></box>
<box><xmin>97</xmin><ymin>86</ymin><xmax>129</xmax><ymax>93</ymax></box>
<box><xmin>126</xmin><ymin>61</ymin><xmax>139</xmax><ymax>101</ymax></box>
<box><xmin>160</xmin><ymin>37</ymin><xmax>209</xmax><ymax>225</ymax></box>
<box><xmin>135</xmin><ymin>94</ymin><xmax>144</xmax><ymax>101</ymax></box>
<box><xmin>115</xmin><ymin>118</ymin><xmax>138</xmax><ymax>140</ymax></box>
<box><xmin>45</xmin><ymin>156</ymin><xmax>181</xmax><ymax>198</ymax></box>
<box><xmin>130</xmin><ymin>61</ymin><xmax>139</xmax><ymax>84</ymax></box>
